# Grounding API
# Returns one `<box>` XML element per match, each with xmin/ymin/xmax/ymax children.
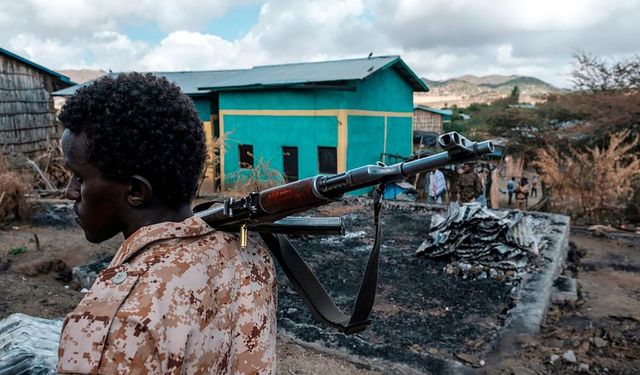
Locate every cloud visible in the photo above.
<box><xmin>248</xmin><ymin>0</ymin><xmax>377</xmax><ymax>61</ymax></box>
<box><xmin>1</xmin><ymin>0</ymin><xmax>639</xmax><ymax>87</ymax></box>
<box><xmin>8</xmin><ymin>34</ymin><xmax>86</xmax><ymax>69</ymax></box>
<box><xmin>1</xmin><ymin>0</ymin><xmax>253</xmax><ymax>37</ymax></box>
<box><xmin>138</xmin><ymin>31</ymin><xmax>268</xmax><ymax>71</ymax></box>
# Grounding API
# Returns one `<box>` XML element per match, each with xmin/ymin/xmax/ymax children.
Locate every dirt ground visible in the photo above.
<box><xmin>486</xmin><ymin>228</ymin><xmax>640</xmax><ymax>374</ymax></box>
<box><xmin>1</xmin><ymin>200</ymin><xmax>639</xmax><ymax>374</ymax></box>
<box><xmin>0</xmin><ymin>202</ymin><xmax>381</xmax><ymax>374</ymax></box>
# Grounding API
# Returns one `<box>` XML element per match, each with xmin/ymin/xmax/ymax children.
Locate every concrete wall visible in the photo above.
<box><xmin>220</xmin><ymin>114</ymin><xmax>338</xmax><ymax>185</ymax></box>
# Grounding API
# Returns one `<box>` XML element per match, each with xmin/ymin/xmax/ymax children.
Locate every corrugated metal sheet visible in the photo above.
<box><xmin>54</xmin><ymin>56</ymin><xmax>428</xmax><ymax>96</ymax></box>
<box><xmin>414</xmin><ymin>105</ymin><xmax>452</xmax><ymax>117</ymax></box>
<box><xmin>196</xmin><ymin>56</ymin><xmax>415</xmax><ymax>90</ymax></box>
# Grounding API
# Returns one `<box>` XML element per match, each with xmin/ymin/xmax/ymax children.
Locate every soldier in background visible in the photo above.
<box><xmin>443</xmin><ymin>166</ymin><xmax>460</xmax><ymax>203</ymax></box>
<box><xmin>515</xmin><ymin>177</ymin><xmax>530</xmax><ymax>210</ymax></box>
<box><xmin>457</xmin><ymin>162</ymin><xmax>483</xmax><ymax>203</ymax></box>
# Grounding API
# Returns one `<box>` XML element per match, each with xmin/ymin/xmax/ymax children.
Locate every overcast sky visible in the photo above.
<box><xmin>1</xmin><ymin>0</ymin><xmax>639</xmax><ymax>88</ymax></box>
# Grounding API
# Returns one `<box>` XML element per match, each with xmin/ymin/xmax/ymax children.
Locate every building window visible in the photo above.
<box><xmin>318</xmin><ymin>146</ymin><xmax>337</xmax><ymax>174</ymax></box>
<box><xmin>282</xmin><ymin>146</ymin><xmax>299</xmax><ymax>182</ymax></box>
<box><xmin>239</xmin><ymin>144</ymin><xmax>254</xmax><ymax>169</ymax></box>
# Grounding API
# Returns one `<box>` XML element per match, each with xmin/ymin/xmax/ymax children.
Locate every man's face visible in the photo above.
<box><xmin>61</xmin><ymin>129</ymin><xmax>129</xmax><ymax>243</ymax></box>
<box><xmin>463</xmin><ymin>164</ymin><xmax>471</xmax><ymax>173</ymax></box>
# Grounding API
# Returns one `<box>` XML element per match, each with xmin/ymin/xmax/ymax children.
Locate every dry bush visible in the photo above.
<box><xmin>0</xmin><ymin>155</ymin><xmax>31</xmax><ymax>222</ymax></box>
<box><xmin>31</xmin><ymin>137</ymin><xmax>70</xmax><ymax>190</ymax></box>
<box><xmin>198</xmin><ymin>132</ymin><xmax>229</xmax><ymax>196</ymax></box>
<box><xmin>228</xmin><ymin>157</ymin><xmax>285</xmax><ymax>196</ymax></box>
<box><xmin>533</xmin><ymin>130</ymin><xmax>640</xmax><ymax>222</ymax></box>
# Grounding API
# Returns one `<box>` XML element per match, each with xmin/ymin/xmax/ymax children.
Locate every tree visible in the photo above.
<box><xmin>571</xmin><ymin>50</ymin><xmax>640</xmax><ymax>92</ymax></box>
<box><xmin>510</xmin><ymin>85</ymin><xmax>520</xmax><ymax>103</ymax></box>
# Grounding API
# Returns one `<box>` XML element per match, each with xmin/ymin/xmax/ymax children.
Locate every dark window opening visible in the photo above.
<box><xmin>239</xmin><ymin>144</ymin><xmax>254</xmax><ymax>169</ymax></box>
<box><xmin>318</xmin><ymin>146</ymin><xmax>337</xmax><ymax>174</ymax></box>
<box><xmin>282</xmin><ymin>146</ymin><xmax>299</xmax><ymax>182</ymax></box>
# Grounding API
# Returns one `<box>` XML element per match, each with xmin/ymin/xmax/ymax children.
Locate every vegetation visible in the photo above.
<box><xmin>198</xmin><ymin>131</ymin><xmax>230</xmax><ymax>195</ymax></box>
<box><xmin>532</xmin><ymin>130</ymin><xmax>640</xmax><ymax>222</ymax></box>
<box><xmin>9</xmin><ymin>246</ymin><xmax>28</xmax><ymax>255</ymax></box>
<box><xmin>0</xmin><ymin>155</ymin><xmax>31</xmax><ymax>223</ymax></box>
<box><xmin>465</xmin><ymin>51</ymin><xmax>640</xmax><ymax>222</ymax></box>
<box><xmin>231</xmin><ymin>157</ymin><xmax>285</xmax><ymax>194</ymax></box>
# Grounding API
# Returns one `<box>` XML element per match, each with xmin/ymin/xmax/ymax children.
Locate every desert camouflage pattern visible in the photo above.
<box><xmin>57</xmin><ymin>216</ymin><xmax>277</xmax><ymax>374</ymax></box>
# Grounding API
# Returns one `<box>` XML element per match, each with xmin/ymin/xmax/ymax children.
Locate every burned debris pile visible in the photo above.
<box><xmin>0</xmin><ymin>313</ymin><xmax>62</xmax><ymax>375</ymax></box>
<box><xmin>416</xmin><ymin>203</ymin><xmax>547</xmax><ymax>281</ymax></box>
<box><xmin>72</xmin><ymin>256</ymin><xmax>112</xmax><ymax>290</ymax></box>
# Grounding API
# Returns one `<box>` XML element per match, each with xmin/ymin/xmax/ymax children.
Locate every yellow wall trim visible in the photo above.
<box><xmin>337</xmin><ymin>110</ymin><xmax>348</xmax><ymax>173</ymax></box>
<box><xmin>346</xmin><ymin>109</ymin><xmax>413</xmax><ymax>118</ymax></box>
<box><xmin>219</xmin><ymin>109</ymin><xmax>413</xmax><ymax>118</ymax></box>
<box><xmin>219</xmin><ymin>115</ymin><xmax>226</xmax><ymax>190</ymax></box>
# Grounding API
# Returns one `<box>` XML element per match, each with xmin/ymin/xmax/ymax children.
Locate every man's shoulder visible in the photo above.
<box><xmin>133</xmin><ymin>230</ymin><xmax>269</xmax><ymax>277</ymax></box>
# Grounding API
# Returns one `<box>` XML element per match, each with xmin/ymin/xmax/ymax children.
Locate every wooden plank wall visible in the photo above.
<box><xmin>0</xmin><ymin>54</ymin><xmax>57</xmax><ymax>156</ymax></box>
<box><xmin>413</xmin><ymin>109</ymin><xmax>443</xmax><ymax>133</ymax></box>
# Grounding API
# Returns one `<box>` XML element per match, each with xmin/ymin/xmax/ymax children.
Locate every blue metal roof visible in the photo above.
<box><xmin>1</xmin><ymin>47</ymin><xmax>75</xmax><ymax>85</ymax></box>
<box><xmin>196</xmin><ymin>56</ymin><xmax>428</xmax><ymax>92</ymax></box>
<box><xmin>54</xmin><ymin>56</ymin><xmax>428</xmax><ymax>96</ymax></box>
<box><xmin>414</xmin><ymin>105</ymin><xmax>453</xmax><ymax>117</ymax></box>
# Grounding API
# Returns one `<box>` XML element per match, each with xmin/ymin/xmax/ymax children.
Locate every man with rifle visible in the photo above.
<box><xmin>57</xmin><ymin>73</ymin><xmax>276</xmax><ymax>374</ymax></box>
<box><xmin>57</xmin><ymin>72</ymin><xmax>493</xmax><ymax>373</ymax></box>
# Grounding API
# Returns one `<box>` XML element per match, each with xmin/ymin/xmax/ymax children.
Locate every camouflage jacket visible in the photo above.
<box><xmin>57</xmin><ymin>216</ymin><xmax>277</xmax><ymax>374</ymax></box>
<box><xmin>457</xmin><ymin>171</ymin><xmax>482</xmax><ymax>203</ymax></box>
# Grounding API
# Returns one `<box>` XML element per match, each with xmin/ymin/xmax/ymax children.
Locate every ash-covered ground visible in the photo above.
<box><xmin>277</xmin><ymin>201</ymin><xmax>514</xmax><ymax>373</ymax></box>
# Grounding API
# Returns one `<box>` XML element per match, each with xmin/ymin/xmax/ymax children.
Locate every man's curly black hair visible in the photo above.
<box><xmin>59</xmin><ymin>72</ymin><xmax>206</xmax><ymax>207</ymax></box>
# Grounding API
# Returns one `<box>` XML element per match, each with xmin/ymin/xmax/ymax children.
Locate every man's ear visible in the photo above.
<box><xmin>127</xmin><ymin>175</ymin><xmax>153</xmax><ymax>207</ymax></box>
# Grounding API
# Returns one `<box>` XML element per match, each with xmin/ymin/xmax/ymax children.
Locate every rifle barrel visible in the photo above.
<box><xmin>197</xmin><ymin>132</ymin><xmax>493</xmax><ymax>231</ymax></box>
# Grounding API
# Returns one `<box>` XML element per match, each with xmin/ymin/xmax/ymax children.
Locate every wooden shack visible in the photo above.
<box><xmin>413</xmin><ymin>105</ymin><xmax>452</xmax><ymax>134</ymax></box>
<box><xmin>0</xmin><ymin>47</ymin><xmax>74</xmax><ymax>156</ymax></box>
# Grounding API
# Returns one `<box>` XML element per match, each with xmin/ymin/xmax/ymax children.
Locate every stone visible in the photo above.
<box><xmin>563</xmin><ymin>350</ymin><xmax>577</xmax><ymax>363</ymax></box>
<box><xmin>551</xmin><ymin>275</ymin><xmax>578</xmax><ymax>304</ymax></box>
<box><xmin>592</xmin><ymin>337</ymin><xmax>608</xmax><ymax>348</ymax></box>
<box><xmin>579</xmin><ymin>363</ymin><xmax>590</xmax><ymax>372</ymax></box>
<box><xmin>549</xmin><ymin>354</ymin><xmax>560</xmax><ymax>364</ymax></box>
<box><xmin>286</xmin><ymin>307</ymin><xmax>298</xmax><ymax>315</ymax></box>
<box><xmin>455</xmin><ymin>352</ymin><xmax>484</xmax><ymax>367</ymax></box>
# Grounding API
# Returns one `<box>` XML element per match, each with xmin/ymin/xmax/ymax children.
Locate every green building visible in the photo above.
<box><xmin>55</xmin><ymin>56</ymin><xmax>428</xmax><ymax>191</ymax></box>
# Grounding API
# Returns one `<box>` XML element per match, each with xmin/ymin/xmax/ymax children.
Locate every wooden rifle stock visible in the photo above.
<box><xmin>195</xmin><ymin>131</ymin><xmax>494</xmax><ymax>232</ymax></box>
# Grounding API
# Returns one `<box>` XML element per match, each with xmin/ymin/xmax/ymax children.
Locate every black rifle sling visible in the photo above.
<box><xmin>259</xmin><ymin>184</ymin><xmax>385</xmax><ymax>335</ymax></box>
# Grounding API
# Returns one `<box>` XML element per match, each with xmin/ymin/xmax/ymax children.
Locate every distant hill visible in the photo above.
<box><xmin>57</xmin><ymin>69</ymin><xmax>106</xmax><ymax>84</ymax></box>
<box><xmin>415</xmin><ymin>74</ymin><xmax>566</xmax><ymax>108</ymax></box>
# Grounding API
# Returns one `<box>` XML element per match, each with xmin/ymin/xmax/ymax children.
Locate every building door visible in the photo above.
<box><xmin>282</xmin><ymin>146</ymin><xmax>299</xmax><ymax>182</ymax></box>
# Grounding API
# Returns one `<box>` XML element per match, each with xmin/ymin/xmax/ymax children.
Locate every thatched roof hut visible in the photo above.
<box><xmin>0</xmin><ymin>47</ymin><xmax>75</xmax><ymax>156</ymax></box>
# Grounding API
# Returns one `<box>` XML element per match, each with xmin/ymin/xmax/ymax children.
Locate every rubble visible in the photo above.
<box><xmin>71</xmin><ymin>256</ymin><xmax>112</xmax><ymax>290</ymax></box>
<box><xmin>591</xmin><ymin>337</ymin><xmax>608</xmax><ymax>348</ymax></box>
<box><xmin>454</xmin><ymin>352</ymin><xmax>485</xmax><ymax>368</ymax></box>
<box><xmin>579</xmin><ymin>363</ymin><xmax>590</xmax><ymax>372</ymax></box>
<box><xmin>551</xmin><ymin>275</ymin><xmax>578</xmax><ymax>304</ymax></box>
<box><xmin>416</xmin><ymin>203</ymin><xmax>548</xmax><ymax>281</ymax></box>
<box><xmin>562</xmin><ymin>350</ymin><xmax>577</xmax><ymax>363</ymax></box>
<box><xmin>0</xmin><ymin>313</ymin><xmax>61</xmax><ymax>375</ymax></box>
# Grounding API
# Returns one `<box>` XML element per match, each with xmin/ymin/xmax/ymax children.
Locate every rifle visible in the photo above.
<box><xmin>194</xmin><ymin>132</ymin><xmax>493</xmax><ymax>334</ymax></box>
